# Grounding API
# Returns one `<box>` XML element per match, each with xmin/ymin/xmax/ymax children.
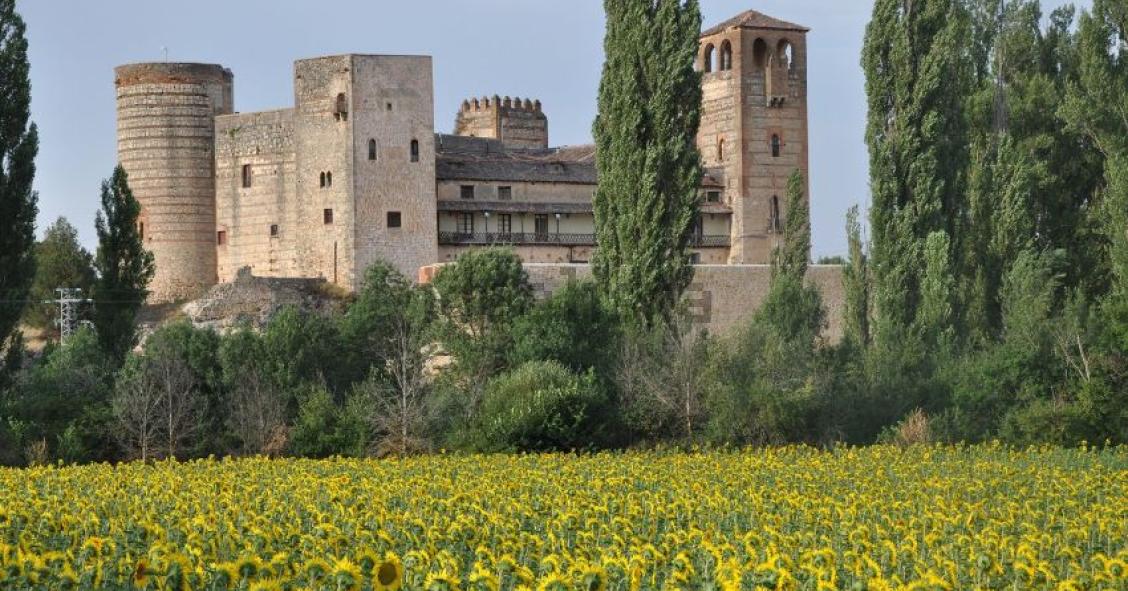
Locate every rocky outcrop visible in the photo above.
<box><xmin>182</xmin><ymin>267</ymin><xmax>344</xmax><ymax>332</ymax></box>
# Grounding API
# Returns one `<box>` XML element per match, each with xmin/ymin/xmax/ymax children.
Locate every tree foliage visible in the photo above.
<box><xmin>25</xmin><ymin>217</ymin><xmax>96</xmax><ymax>330</ymax></box>
<box><xmin>0</xmin><ymin>0</ymin><xmax>38</xmax><ymax>367</ymax></box>
<box><xmin>93</xmin><ymin>166</ymin><xmax>154</xmax><ymax>364</ymax></box>
<box><xmin>592</xmin><ymin>0</ymin><xmax>703</xmax><ymax>326</ymax></box>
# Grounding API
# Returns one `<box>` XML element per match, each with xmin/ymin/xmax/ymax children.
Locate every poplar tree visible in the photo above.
<box><xmin>862</xmin><ymin>0</ymin><xmax>971</xmax><ymax>351</ymax></box>
<box><xmin>774</xmin><ymin>170</ymin><xmax>810</xmax><ymax>281</ymax></box>
<box><xmin>1063</xmin><ymin>0</ymin><xmax>1128</xmax><ymax>346</ymax></box>
<box><xmin>93</xmin><ymin>166</ymin><xmax>154</xmax><ymax>364</ymax></box>
<box><xmin>842</xmin><ymin>206</ymin><xmax>871</xmax><ymax>349</ymax></box>
<box><xmin>0</xmin><ymin>0</ymin><xmax>38</xmax><ymax>365</ymax></box>
<box><xmin>593</xmin><ymin>0</ymin><xmax>703</xmax><ymax>327</ymax></box>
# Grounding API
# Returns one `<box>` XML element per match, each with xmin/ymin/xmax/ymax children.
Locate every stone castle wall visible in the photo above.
<box><xmin>349</xmin><ymin>55</ymin><xmax>439</xmax><ymax>287</ymax></box>
<box><xmin>214</xmin><ymin>109</ymin><xmax>298</xmax><ymax>282</ymax></box>
<box><xmin>420</xmin><ymin>263</ymin><xmax>846</xmax><ymax>340</ymax></box>
<box><xmin>454</xmin><ymin>96</ymin><xmax>548</xmax><ymax>150</ymax></box>
<box><xmin>115</xmin><ymin>62</ymin><xmax>234</xmax><ymax>302</ymax></box>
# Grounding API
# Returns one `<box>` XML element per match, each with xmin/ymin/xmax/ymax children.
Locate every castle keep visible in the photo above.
<box><xmin>115</xmin><ymin>9</ymin><xmax>815</xmax><ymax>321</ymax></box>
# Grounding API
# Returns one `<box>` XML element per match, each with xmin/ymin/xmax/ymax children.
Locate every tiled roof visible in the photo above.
<box><xmin>435</xmin><ymin>134</ymin><xmax>725</xmax><ymax>189</ymax></box>
<box><xmin>702</xmin><ymin>10</ymin><xmax>809</xmax><ymax>36</ymax></box>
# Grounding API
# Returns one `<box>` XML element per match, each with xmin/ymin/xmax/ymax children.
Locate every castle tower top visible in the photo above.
<box><xmin>454</xmin><ymin>95</ymin><xmax>548</xmax><ymax>150</ymax></box>
<box><xmin>701</xmin><ymin>9</ymin><xmax>809</xmax><ymax>36</ymax></box>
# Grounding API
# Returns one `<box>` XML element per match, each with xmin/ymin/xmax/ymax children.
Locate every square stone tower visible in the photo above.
<box><xmin>293</xmin><ymin>55</ymin><xmax>437</xmax><ymax>289</ymax></box>
<box><xmin>697</xmin><ymin>10</ymin><xmax>810</xmax><ymax>264</ymax></box>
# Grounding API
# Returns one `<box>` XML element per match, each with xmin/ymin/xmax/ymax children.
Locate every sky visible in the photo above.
<box><xmin>20</xmin><ymin>0</ymin><xmax>1090</xmax><ymax>259</ymax></box>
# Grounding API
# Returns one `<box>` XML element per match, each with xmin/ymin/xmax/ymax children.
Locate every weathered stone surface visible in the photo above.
<box><xmin>181</xmin><ymin>267</ymin><xmax>341</xmax><ymax>332</ymax></box>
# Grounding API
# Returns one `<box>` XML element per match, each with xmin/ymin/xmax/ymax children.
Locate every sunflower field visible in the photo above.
<box><xmin>0</xmin><ymin>445</ymin><xmax>1125</xmax><ymax>590</ymax></box>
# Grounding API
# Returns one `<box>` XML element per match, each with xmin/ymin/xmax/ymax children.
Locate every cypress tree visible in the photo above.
<box><xmin>93</xmin><ymin>166</ymin><xmax>154</xmax><ymax>364</ymax></box>
<box><xmin>593</xmin><ymin>0</ymin><xmax>703</xmax><ymax>327</ymax></box>
<box><xmin>0</xmin><ymin>0</ymin><xmax>38</xmax><ymax>363</ymax></box>
<box><xmin>862</xmin><ymin>0</ymin><xmax>971</xmax><ymax>351</ymax></box>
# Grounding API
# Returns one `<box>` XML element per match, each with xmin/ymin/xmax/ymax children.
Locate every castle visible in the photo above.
<box><xmin>115</xmin><ymin>9</ymin><xmax>818</xmax><ymax>328</ymax></box>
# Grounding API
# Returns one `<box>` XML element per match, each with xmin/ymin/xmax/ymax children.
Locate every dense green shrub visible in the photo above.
<box><xmin>475</xmin><ymin>361</ymin><xmax>605</xmax><ymax>452</ymax></box>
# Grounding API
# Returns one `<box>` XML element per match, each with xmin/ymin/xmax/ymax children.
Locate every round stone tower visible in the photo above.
<box><xmin>114</xmin><ymin>63</ymin><xmax>234</xmax><ymax>302</ymax></box>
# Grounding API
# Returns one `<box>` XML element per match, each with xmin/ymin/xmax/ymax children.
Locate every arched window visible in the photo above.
<box><xmin>753</xmin><ymin>38</ymin><xmax>769</xmax><ymax>70</ymax></box>
<box><xmin>319</xmin><ymin>172</ymin><xmax>326</xmax><ymax>188</ymax></box>
<box><xmin>717</xmin><ymin>138</ymin><xmax>725</xmax><ymax>162</ymax></box>
<box><xmin>410</xmin><ymin>139</ymin><xmax>420</xmax><ymax>163</ymax></box>
<box><xmin>326</xmin><ymin>171</ymin><xmax>332</xmax><ymax>187</ymax></box>
<box><xmin>770</xmin><ymin>196</ymin><xmax>782</xmax><ymax>233</ymax></box>
<box><xmin>771</xmin><ymin>134</ymin><xmax>782</xmax><ymax>158</ymax></box>
<box><xmin>778</xmin><ymin>39</ymin><xmax>794</xmax><ymax>71</ymax></box>
<box><xmin>703</xmin><ymin>44</ymin><xmax>715</xmax><ymax>73</ymax></box>
<box><xmin>368</xmin><ymin>139</ymin><xmax>377</xmax><ymax>161</ymax></box>
<box><xmin>719</xmin><ymin>40</ymin><xmax>733</xmax><ymax>71</ymax></box>
<box><xmin>335</xmin><ymin>92</ymin><xmax>348</xmax><ymax>121</ymax></box>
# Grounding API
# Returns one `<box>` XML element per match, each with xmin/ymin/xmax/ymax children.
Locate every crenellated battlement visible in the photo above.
<box><xmin>460</xmin><ymin>95</ymin><xmax>543</xmax><ymax>114</ymax></box>
<box><xmin>454</xmin><ymin>94</ymin><xmax>548</xmax><ymax>150</ymax></box>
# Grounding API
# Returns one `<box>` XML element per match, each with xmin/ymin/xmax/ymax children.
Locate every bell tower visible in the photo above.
<box><xmin>697</xmin><ymin>10</ymin><xmax>810</xmax><ymax>264</ymax></box>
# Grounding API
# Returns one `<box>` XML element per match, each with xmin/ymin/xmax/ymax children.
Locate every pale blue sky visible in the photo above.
<box><xmin>20</xmin><ymin>0</ymin><xmax>1088</xmax><ymax>258</ymax></box>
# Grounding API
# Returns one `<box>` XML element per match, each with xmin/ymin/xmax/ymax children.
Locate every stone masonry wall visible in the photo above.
<box><xmin>350</xmin><ymin>55</ymin><xmax>439</xmax><ymax>288</ymax></box>
<box><xmin>419</xmin><ymin>263</ymin><xmax>845</xmax><ymax>340</ymax></box>
<box><xmin>115</xmin><ymin>63</ymin><xmax>234</xmax><ymax>302</ymax></box>
<box><xmin>454</xmin><ymin>96</ymin><xmax>548</xmax><ymax>150</ymax></box>
<box><xmin>214</xmin><ymin>109</ymin><xmax>298</xmax><ymax>281</ymax></box>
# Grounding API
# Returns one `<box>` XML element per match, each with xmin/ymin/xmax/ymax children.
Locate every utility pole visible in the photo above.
<box><xmin>45</xmin><ymin>288</ymin><xmax>92</xmax><ymax>343</ymax></box>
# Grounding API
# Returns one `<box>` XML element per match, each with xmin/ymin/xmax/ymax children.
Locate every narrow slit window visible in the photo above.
<box><xmin>326</xmin><ymin>171</ymin><xmax>332</xmax><ymax>187</ymax></box>
<box><xmin>319</xmin><ymin>172</ymin><xmax>326</xmax><ymax>188</ymax></box>
<box><xmin>771</xmin><ymin>134</ymin><xmax>782</xmax><ymax>158</ymax></box>
<box><xmin>368</xmin><ymin>139</ymin><xmax>377</xmax><ymax>161</ymax></box>
<box><xmin>270</xmin><ymin>224</ymin><xmax>279</xmax><ymax>237</ymax></box>
<box><xmin>242</xmin><ymin>164</ymin><xmax>252</xmax><ymax>188</ymax></box>
<box><xmin>410</xmin><ymin>139</ymin><xmax>420</xmax><ymax>163</ymax></box>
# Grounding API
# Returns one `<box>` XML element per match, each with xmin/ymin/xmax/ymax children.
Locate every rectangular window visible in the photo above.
<box><xmin>324</xmin><ymin>209</ymin><xmax>334</xmax><ymax>225</ymax></box>
<box><xmin>498</xmin><ymin>186</ymin><xmax>512</xmax><ymax>201</ymax></box>
<box><xmin>387</xmin><ymin>211</ymin><xmax>402</xmax><ymax>228</ymax></box>
<box><xmin>242</xmin><ymin>164</ymin><xmax>252</xmax><ymax>188</ymax></box>
<box><xmin>534</xmin><ymin>214</ymin><xmax>549</xmax><ymax>236</ymax></box>
<box><xmin>498</xmin><ymin>213</ymin><xmax>512</xmax><ymax>234</ymax></box>
<box><xmin>138</xmin><ymin>222</ymin><xmax>144</xmax><ymax>241</ymax></box>
<box><xmin>458</xmin><ymin>212</ymin><xmax>474</xmax><ymax>234</ymax></box>
<box><xmin>706</xmin><ymin>191</ymin><xmax>721</xmax><ymax>203</ymax></box>
<box><xmin>270</xmin><ymin>224</ymin><xmax>279</xmax><ymax>237</ymax></box>
<box><xmin>216</xmin><ymin>231</ymin><xmax>226</xmax><ymax>245</ymax></box>
<box><xmin>460</xmin><ymin>185</ymin><xmax>475</xmax><ymax>200</ymax></box>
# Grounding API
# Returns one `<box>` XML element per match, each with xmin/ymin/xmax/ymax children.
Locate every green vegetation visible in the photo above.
<box><xmin>592</xmin><ymin>0</ymin><xmax>703</xmax><ymax>326</ymax></box>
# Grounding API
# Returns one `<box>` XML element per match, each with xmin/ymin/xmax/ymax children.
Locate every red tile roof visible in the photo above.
<box><xmin>702</xmin><ymin>9</ymin><xmax>809</xmax><ymax>36</ymax></box>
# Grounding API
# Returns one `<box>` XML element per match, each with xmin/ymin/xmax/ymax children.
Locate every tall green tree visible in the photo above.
<box><xmin>842</xmin><ymin>206</ymin><xmax>871</xmax><ymax>349</ymax></box>
<box><xmin>0</xmin><ymin>0</ymin><xmax>38</xmax><ymax>368</ymax></box>
<box><xmin>964</xmin><ymin>1</ymin><xmax>1102</xmax><ymax>338</ymax></box>
<box><xmin>862</xmin><ymin>0</ymin><xmax>972</xmax><ymax>352</ymax></box>
<box><xmin>26</xmin><ymin>217</ymin><xmax>96</xmax><ymax>330</ymax></box>
<box><xmin>592</xmin><ymin>0</ymin><xmax>703</xmax><ymax>327</ymax></box>
<box><xmin>92</xmin><ymin>166</ymin><xmax>154</xmax><ymax>364</ymax></box>
<box><xmin>1063</xmin><ymin>0</ymin><xmax>1128</xmax><ymax>345</ymax></box>
<box><xmin>774</xmin><ymin>170</ymin><xmax>810</xmax><ymax>281</ymax></box>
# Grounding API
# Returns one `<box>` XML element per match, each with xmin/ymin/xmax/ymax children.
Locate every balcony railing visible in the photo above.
<box><xmin>439</xmin><ymin>232</ymin><xmax>730</xmax><ymax>247</ymax></box>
